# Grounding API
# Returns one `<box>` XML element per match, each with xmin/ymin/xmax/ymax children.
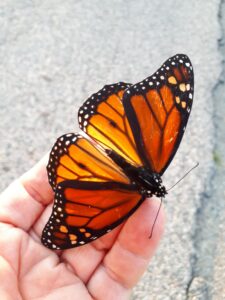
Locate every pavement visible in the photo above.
<box><xmin>0</xmin><ymin>1</ymin><xmax>224</xmax><ymax>299</ymax></box>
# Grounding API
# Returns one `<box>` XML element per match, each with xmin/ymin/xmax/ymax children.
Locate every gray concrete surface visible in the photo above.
<box><xmin>0</xmin><ymin>0</ymin><xmax>224</xmax><ymax>299</ymax></box>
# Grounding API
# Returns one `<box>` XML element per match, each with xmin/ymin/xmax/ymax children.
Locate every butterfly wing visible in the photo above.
<box><xmin>123</xmin><ymin>54</ymin><xmax>194</xmax><ymax>174</ymax></box>
<box><xmin>42</xmin><ymin>181</ymin><xmax>143</xmax><ymax>249</ymax></box>
<box><xmin>43</xmin><ymin>133</ymin><xmax>143</xmax><ymax>249</ymax></box>
<box><xmin>78</xmin><ymin>82</ymin><xmax>143</xmax><ymax>166</ymax></box>
<box><xmin>47</xmin><ymin>133</ymin><xmax>130</xmax><ymax>191</ymax></box>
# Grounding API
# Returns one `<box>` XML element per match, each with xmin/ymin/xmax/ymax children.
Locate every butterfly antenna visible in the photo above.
<box><xmin>149</xmin><ymin>198</ymin><xmax>162</xmax><ymax>239</ymax></box>
<box><xmin>166</xmin><ymin>162</ymin><xmax>199</xmax><ymax>192</ymax></box>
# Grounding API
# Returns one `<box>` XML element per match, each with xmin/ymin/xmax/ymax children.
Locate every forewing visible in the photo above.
<box><xmin>78</xmin><ymin>82</ymin><xmax>143</xmax><ymax>166</ymax></box>
<box><xmin>42</xmin><ymin>181</ymin><xmax>143</xmax><ymax>249</ymax></box>
<box><xmin>47</xmin><ymin>133</ymin><xmax>130</xmax><ymax>191</ymax></box>
<box><xmin>123</xmin><ymin>54</ymin><xmax>194</xmax><ymax>174</ymax></box>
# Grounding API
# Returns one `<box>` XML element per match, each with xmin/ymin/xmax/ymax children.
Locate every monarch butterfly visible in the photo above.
<box><xmin>42</xmin><ymin>54</ymin><xmax>194</xmax><ymax>250</ymax></box>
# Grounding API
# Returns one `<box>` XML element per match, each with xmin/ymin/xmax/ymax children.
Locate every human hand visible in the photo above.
<box><xmin>0</xmin><ymin>155</ymin><xmax>165</xmax><ymax>300</ymax></box>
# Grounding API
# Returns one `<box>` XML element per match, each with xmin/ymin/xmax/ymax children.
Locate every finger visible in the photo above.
<box><xmin>87</xmin><ymin>199</ymin><xmax>165</xmax><ymax>299</ymax></box>
<box><xmin>0</xmin><ymin>155</ymin><xmax>53</xmax><ymax>231</ymax></box>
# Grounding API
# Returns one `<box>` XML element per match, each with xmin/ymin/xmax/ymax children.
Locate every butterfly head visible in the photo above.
<box><xmin>137</xmin><ymin>170</ymin><xmax>167</xmax><ymax>198</ymax></box>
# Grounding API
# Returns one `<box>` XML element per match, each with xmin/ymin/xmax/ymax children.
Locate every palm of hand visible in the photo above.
<box><xmin>0</xmin><ymin>157</ymin><xmax>164</xmax><ymax>300</ymax></box>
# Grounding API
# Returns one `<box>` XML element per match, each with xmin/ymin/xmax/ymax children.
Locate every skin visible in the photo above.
<box><xmin>0</xmin><ymin>155</ymin><xmax>165</xmax><ymax>300</ymax></box>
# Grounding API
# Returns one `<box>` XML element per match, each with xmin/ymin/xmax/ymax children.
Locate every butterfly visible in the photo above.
<box><xmin>41</xmin><ymin>54</ymin><xmax>194</xmax><ymax>250</ymax></box>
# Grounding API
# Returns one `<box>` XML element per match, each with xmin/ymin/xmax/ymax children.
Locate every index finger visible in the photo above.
<box><xmin>0</xmin><ymin>155</ymin><xmax>53</xmax><ymax>231</ymax></box>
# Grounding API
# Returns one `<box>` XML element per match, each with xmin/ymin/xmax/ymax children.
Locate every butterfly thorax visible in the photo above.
<box><xmin>106</xmin><ymin>149</ymin><xmax>167</xmax><ymax>198</ymax></box>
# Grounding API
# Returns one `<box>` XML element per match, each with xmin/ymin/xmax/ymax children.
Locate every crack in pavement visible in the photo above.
<box><xmin>186</xmin><ymin>0</ymin><xmax>225</xmax><ymax>299</ymax></box>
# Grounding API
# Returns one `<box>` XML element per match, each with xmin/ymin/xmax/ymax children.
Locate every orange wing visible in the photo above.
<box><xmin>123</xmin><ymin>54</ymin><xmax>194</xmax><ymax>174</ymax></box>
<box><xmin>44</xmin><ymin>133</ymin><xmax>144</xmax><ymax>249</ymax></box>
<box><xmin>78</xmin><ymin>82</ymin><xmax>143</xmax><ymax>166</ymax></box>
<box><xmin>42</xmin><ymin>181</ymin><xmax>143</xmax><ymax>249</ymax></box>
<box><xmin>47</xmin><ymin>133</ymin><xmax>130</xmax><ymax>191</ymax></box>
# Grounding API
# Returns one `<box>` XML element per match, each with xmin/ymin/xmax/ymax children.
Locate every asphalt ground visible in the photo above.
<box><xmin>0</xmin><ymin>1</ymin><xmax>224</xmax><ymax>299</ymax></box>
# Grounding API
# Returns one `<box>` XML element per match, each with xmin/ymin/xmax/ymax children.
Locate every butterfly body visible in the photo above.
<box><xmin>42</xmin><ymin>54</ymin><xmax>194</xmax><ymax>250</ymax></box>
<box><xmin>106</xmin><ymin>148</ymin><xmax>167</xmax><ymax>198</ymax></box>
